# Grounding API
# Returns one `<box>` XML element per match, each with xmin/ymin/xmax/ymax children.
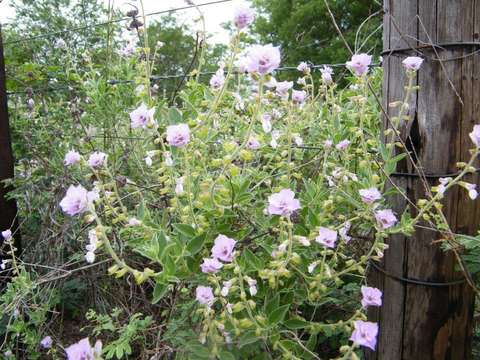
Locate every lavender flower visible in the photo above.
<box><xmin>196</xmin><ymin>286</ymin><xmax>215</xmax><ymax>306</ymax></box>
<box><xmin>350</xmin><ymin>321</ymin><xmax>378</xmax><ymax>351</ymax></box>
<box><xmin>40</xmin><ymin>336</ymin><xmax>53</xmax><ymax>349</ymax></box>
<box><xmin>2</xmin><ymin>229</ymin><xmax>12</xmax><ymax>241</ymax></box>
<box><xmin>361</xmin><ymin>286</ymin><xmax>382</xmax><ymax>308</ymax></box>
<box><xmin>59</xmin><ymin>185</ymin><xmax>95</xmax><ymax>216</ymax></box>
<box><xmin>233</xmin><ymin>5</ymin><xmax>255</xmax><ymax>29</ymax></box>
<box><xmin>320</xmin><ymin>66</ymin><xmax>333</xmax><ymax>84</ymax></box>
<box><xmin>402</xmin><ymin>56</ymin><xmax>423</xmax><ymax>71</ymax></box>
<box><xmin>211</xmin><ymin>234</ymin><xmax>237</xmax><ymax>262</ymax></box>
<box><xmin>245</xmin><ymin>44</ymin><xmax>281</xmax><ymax>75</ymax></box>
<box><xmin>130</xmin><ymin>103</ymin><xmax>155</xmax><ymax>129</ymax></box>
<box><xmin>359</xmin><ymin>187</ymin><xmax>382</xmax><ymax>204</ymax></box>
<box><xmin>87</xmin><ymin>152</ymin><xmax>107</xmax><ymax>168</ymax></box>
<box><xmin>200</xmin><ymin>258</ymin><xmax>224</xmax><ymax>273</ymax></box>
<box><xmin>64</xmin><ymin>150</ymin><xmax>81</xmax><ymax>166</ymax></box>
<box><xmin>166</xmin><ymin>124</ymin><xmax>190</xmax><ymax>147</ymax></box>
<box><xmin>375</xmin><ymin>209</ymin><xmax>397</xmax><ymax>229</ymax></box>
<box><xmin>297</xmin><ymin>61</ymin><xmax>309</xmax><ymax>73</ymax></box>
<box><xmin>267</xmin><ymin>189</ymin><xmax>301</xmax><ymax>217</ymax></box>
<box><xmin>315</xmin><ymin>227</ymin><xmax>338</xmax><ymax>248</ymax></box>
<box><xmin>346</xmin><ymin>53</ymin><xmax>372</xmax><ymax>76</ymax></box>
<box><xmin>469</xmin><ymin>125</ymin><xmax>480</xmax><ymax>147</ymax></box>
<box><xmin>65</xmin><ymin>338</ymin><xmax>102</xmax><ymax>360</ymax></box>
<box><xmin>292</xmin><ymin>90</ymin><xmax>307</xmax><ymax>103</ymax></box>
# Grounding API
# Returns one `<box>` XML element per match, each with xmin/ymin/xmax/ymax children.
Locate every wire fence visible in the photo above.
<box><xmin>2</xmin><ymin>0</ymin><xmax>234</xmax><ymax>46</ymax></box>
<box><xmin>5</xmin><ymin>62</ymin><xmax>382</xmax><ymax>96</ymax></box>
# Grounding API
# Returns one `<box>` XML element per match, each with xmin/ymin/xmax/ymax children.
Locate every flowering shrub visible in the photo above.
<box><xmin>2</xmin><ymin>4</ymin><xmax>480</xmax><ymax>360</ymax></box>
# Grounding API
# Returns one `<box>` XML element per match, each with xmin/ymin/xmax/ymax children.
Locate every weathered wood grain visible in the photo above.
<box><xmin>367</xmin><ymin>1</ymin><xmax>478</xmax><ymax>359</ymax></box>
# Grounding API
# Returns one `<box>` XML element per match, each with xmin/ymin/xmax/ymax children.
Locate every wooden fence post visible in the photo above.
<box><xmin>0</xmin><ymin>24</ymin><xmax>21</xmax><ymax>269</ymax></box>
<box><xmin>366</xmin><ymin>1</ymin><xmax>479</xmax><ymax>359</ymax></box>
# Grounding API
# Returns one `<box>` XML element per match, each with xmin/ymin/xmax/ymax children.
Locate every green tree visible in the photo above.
<box><xmin>251</xmin><ymin>0</ymin><xmax>382</xmax><ymax>68</ymax></box>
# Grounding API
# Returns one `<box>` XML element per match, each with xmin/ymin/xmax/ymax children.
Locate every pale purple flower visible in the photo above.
<box><xmin>85</xmin><ymin>251</ymin><xmax>95</xmax><ymax>264</ymax></box>
<box><xmin>307</xmin><ymin>262</ymin><xmax>318</xmax><ymax>273</ymax></box>
<box><xmin>145</xmin><ymin>156</ymin><xmax>153</xmax><ymax>167</ymax></box>
<box><xmin>200</xmin><ymin>257</ymin><xmax>224</xmax><ymax>273</ymax></box>
<box><xmin>196</xmin><ymin>286</ymin><xmax>215</xmax><ymax>306</ymax></box>
<box><xmin>233</xmin><ymin>5</ymin><xmax>255</xmax><ymax>29</ymax></box>
<box><xmin>60</xmin><ymin>185</ymin><xmax>93</xmax><ymax>216</ymax></box>
<box><xmin>221</xmin><ymin>280</ymin><xmax>232</xmax><ymax>296</ymax></box>
<box><xmin>292</xmin><ymin>90</ymin><xmax>306</xmax><ymax>103</ymax></box>
<box><xmin>297</xmin><ymin>77</ymin><xmax>307</xmax><ymax>86</ymax></box>
<box><xmin>465</xmin><ymin>183</ymin><xmax>478</xmax><ymax>200</ymax></box>
<box><xmin>375</xmin><ymin>209</ymin><xmax>397</xmax><ymax>229</ymax></box>
<box><xmin>402</xmin><ymin>56</ymin><xmax>423</xmax><ymax>71</ymax></box>
<box><xmin>267</xmin><ymin>189</ymin><xmax>301</xmax><ymax>216</ymax></box>
<box><xmin>315</xmin><ymin>227</ymin><xmax>338</xmax><ymax>248</ymax></box>
<box><xmin>297</xmin><ymin>62</ymin><xmax>309</xmax><ymax>73</ymax></box>
<box><xmin>469</xmin><ymin>125</ymin><xmax>480</xmax><ymax>147</ymax></box>
<box><xmin>64</xmin><ymin>150</ymin><xmax>81</xmax><ymax>166</ymax></box>
<box><xmin>2</xmin><ymin>229</ymin><xmax>12</xmax><ymax>241</ymax></box>
<box><xmin>437</xmin><ymin>177</ymin><xmax>452</xmax><ymax>196</ymax></box>
<box><xmin>270</xmin><ymin>130</ymin><xmax>280</xmax><ymax>149</ymax></box>
<box><xmin>338</xmin><ymin>221</ymin><xmax>352</xmax><ymax>243</ymax></box>
<box><xmin>211</xmin><ymin>234</ymin><xmax>237</xmax><ymax>262</ymax></box>
<box><xmin>321</xmin><ymin>66</ymin><xmax>333</xmax><ymax>84</ymax></box>
<box><xmin>346</xmin><ymin>53</ymin><xmax>372</xmax><ymax>76</ymax></box>
<box><xmin>361</xmin><ymin>286</ymin><xmax>382</xmax><ymax>308</ymax></box>
<box><xmin>120</xmin><ymin>41</ymin><xmax>136</xmax><ymax>57</ymax></box>
<box><xmin>245</xmin><ymin>44</ymin><xmax>281</xmax><ymax>75</ymax></box>
<box><xmin>247</xmin><ymin>278</ymin><xmax>257</xmax><ymax>296</ymax></box>
<box><xmin>297</xmin><ymin>236</ymin><xmax>310</xmax><ymax>246</ymax></box>
<box><xmin>130</xmin><ymin>103</ymin><xmax>155</xmax><ymax>129</ymax></box>
<box><xmin>65</xmin><ymin>338</ymin><xmax>102</xmax><ymax>360</ymax></box>
<box><xmin>264</xmin><ymin>76</ymin><xmax>277</xmax><ymax>88</ymax></box>
<box><xmin>164</xmin><ymin>151</ymin><xmax>173</xmax><ymax>166</ymax></box>
<box><xmin>350</xmin><ymin>320</ymin><xmax>378</xmax><ymax>351</ymax></box>
<box><xmin>175</xmin><ymin>177</ymin><xmax>184</xmax><ymax>195</ymax></box>
<box><xmin>336</xmin><ymin>139</ymin><xmax>350</xmax><ymax>150</ymax></box>
<box><xmin>210</xmin><ymin>69</ymin><xmax>225</xmax><ymax>90</ymax></box>
<box><xmin>359</xmin><ymin>187</ymin><xmax>382</xmax><ymax>204</ymax></box>
<box><xmin>40</xmin><ymin>336</ymin><xmax>53</xmax><ymax>349</ymax></box>
<box><xmin>261</xmin><ymin>114</ymin><xmax>272</xmax><ymax>133</ymax></box>
<box><xmin>87</xmin><ymin>152</ymin><xmax>107</xmax><ymax>168</ymax></box>
<box><xmin>293</xmin><ymin>134</ymin><xmax>303</xmax><ymax>146</ymax></box>
<box><xmin>275</xmin><ymin>81</ymin><xmax>293</xmax><ymax>98</ymax></box>
<box><xmin>166</xmin><ymin>124</ymin><xmax>190</xmax><ymax>147</ymax></box>
<box><xmin>324</xmin><ymin>139</ymin><xmax>333</xmax><ymax>149</ymax></box>
<box><xmin>87</xmin><ymin>229</ymin><xmax>99</xmax><ymax>251</ymax></box>
<box><xmin>247</xmin><ymin>136</ymin><xmax>261</xmax><ymax>150</ymax></box>
<box><xmin>128</xmin><ymin>217</ymin><xmax>142</xmax><ymax>226</ymax></box>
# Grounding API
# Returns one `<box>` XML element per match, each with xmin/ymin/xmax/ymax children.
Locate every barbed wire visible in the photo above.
<box><xmin>5</xmin><ymin>63</ymin><xmax>382</xmax><ymax>95</ymax></box>
<box><xmin>2</xmin><ymin>0</ymin><xmax>233</xmax><ymax>46</ymax></box>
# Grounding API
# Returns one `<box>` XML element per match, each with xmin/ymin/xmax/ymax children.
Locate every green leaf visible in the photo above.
<box><xmin>243</xmin><ymin>248</ymin><xmax>264</xmax><ymax>271</ymax></box>
<box><xmin>154</xmin><ymin>231</ymin><xmax>168</xmax><ymax>260</ymax></box>
<box><xmin>265</xmin><ymin>294</ymin><xmax>279</xmax><ymax>315</ymax></box>
<box><xmin>152</xmin><ymin>282</ymin><xmax>169</xmax><ymax>304</ymax></box>
<box><xmin>218</xmin><ymin>351</ymin><xmax>236</xmax><ymax>360</ymax></box>
<box><xmin>186</xmin><ymin>233</ymin><xmax>206</xmax><ymax>255</ymax></box>
<box><xmin>173</xmin><ymin>223</ymin><xmax>197</xmax><ymax>238</ymax></box>
<box><xmin>267</xmin><ymin>304</ymin><xmax>290</xmax><ymax>325</ymax></box>
<box><xmin>238</xmin><ymin>330</ymin><xmax>260</xmax><ymax>348</ymax></box>
<box><xmin>284</xmin><ymin>318</ymin><xmax>309</xmax><ymax>329</ymax></box>
<box><xmin>168</xmin><ymin>107</ymin><xmax>183</xmax><ymax>124</ymax></box>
